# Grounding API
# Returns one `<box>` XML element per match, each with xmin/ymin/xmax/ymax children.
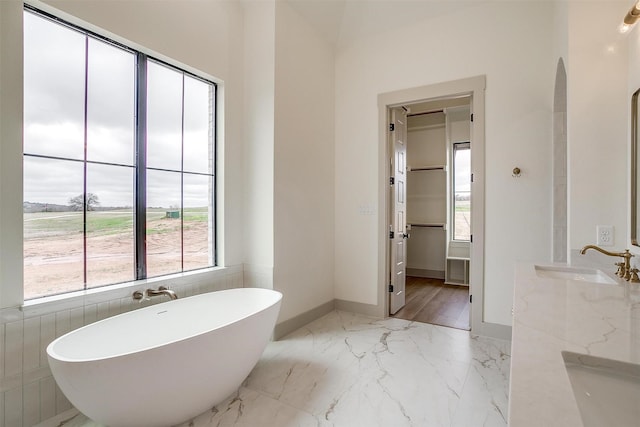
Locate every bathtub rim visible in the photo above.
<box><xmin>46</xmin><ymin>287</ymin><xmax>282</xmax><ymax>363</ymax></box>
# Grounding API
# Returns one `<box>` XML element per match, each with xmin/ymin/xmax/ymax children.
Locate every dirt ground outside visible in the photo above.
<box><xmin>454</xmin><ymin>211</ymin><xmax>471</xmax><ymax>240</ymax></box>
<box><xmin>24</xmin><ymin>212</ymin><xmax>211</xmax><ymax>300</ymax></box>
<box><xmin>24</xmin><ymin>206</ymin><xmax>468</xmax><ymax>300</ymax></box>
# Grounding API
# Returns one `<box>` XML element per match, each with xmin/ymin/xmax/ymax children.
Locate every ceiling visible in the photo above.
<box><xmin>285</xmin><ymin>0</ymin><xmax>477</xmax><ymax>47</ymax></box>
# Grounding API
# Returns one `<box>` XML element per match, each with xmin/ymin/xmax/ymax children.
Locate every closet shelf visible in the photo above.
<box><xmin>408</xmin><ymin>165</ymin><xmax>446</xmax><ymax>172</ymax></box>
<box><xmin>408</xmin><ymin>222</ymin><xmax>446</xmax><ymax>229</ymax></box>
<box><xmin>407</xmin><ymin>194</ymin><xmax>446</xmax><ymax>200</ymax></box>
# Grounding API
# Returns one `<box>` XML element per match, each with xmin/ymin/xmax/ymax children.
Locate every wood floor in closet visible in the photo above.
<box><xmin>392</xmin><ymin>276</ymin><xmax>470</xmax><ymax>331</ymax></box>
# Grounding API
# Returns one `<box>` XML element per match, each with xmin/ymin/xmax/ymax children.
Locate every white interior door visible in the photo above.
<box><xmin>389</xmin><ymin>107</ymin><xmax>408</xmax><ymax>315</ymax></box>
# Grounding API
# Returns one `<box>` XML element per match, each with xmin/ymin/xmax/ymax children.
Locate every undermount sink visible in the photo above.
<box><xmin>534</xmin><ymin>265</ymin><xmax>616</xmax><ymax>284</ymax></box>
<box><xmin>562</xmin><ymin>351</ymin><xmax>640</xmax><ymax>427</ymax></box>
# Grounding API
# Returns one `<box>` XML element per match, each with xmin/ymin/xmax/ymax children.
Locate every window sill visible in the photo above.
<box><xmin>20</xmin><ymin>265</ymin><xmax>237</xmax><ymax>319</ymax></box>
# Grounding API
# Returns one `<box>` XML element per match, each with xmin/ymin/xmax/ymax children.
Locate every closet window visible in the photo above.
<box><xmin>452</xmin><ymin>142</ymin><xmax>471</xmax><ymax>241</ymax></box>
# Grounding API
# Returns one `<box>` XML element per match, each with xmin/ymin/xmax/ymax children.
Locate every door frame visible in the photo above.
<box><xmin>378</xmin><ymin>75</ymin><xmax>486</xmax><ymax>334</ymax></box>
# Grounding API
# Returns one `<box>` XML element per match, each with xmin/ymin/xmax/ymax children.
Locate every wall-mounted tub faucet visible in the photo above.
<box><xmin>132</xmin><ymin>290</ymin><xmax>146</xmax><ymax>301</ymax></box>
<box><xmin>133</xmin><ymin>286</ymin><xmax>178</xmax><ymax>301</ymax></box>
<box><xmin>147</xmin><ymin>286</ymin><xmax>178</xmax><ymax>300</ymax></box>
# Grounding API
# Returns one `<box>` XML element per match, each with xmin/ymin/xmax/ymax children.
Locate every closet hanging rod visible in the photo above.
<box><xmin>407</xmin><ymin>109</ymin><xmax>444</xmax><ymax>117</ymax></box>
<box><xmin>409</xmin><ymin>223</ymin><xmax>446</xmax><ymax>229</ymax></box>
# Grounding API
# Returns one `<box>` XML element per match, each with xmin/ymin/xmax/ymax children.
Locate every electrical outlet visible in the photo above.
<box><xmin>597</xmin><ymin>225</ymin><xmax>614</xmax><ymax>246</ymax></box>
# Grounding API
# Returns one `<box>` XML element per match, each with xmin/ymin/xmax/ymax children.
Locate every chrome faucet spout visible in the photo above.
<box><xmin>146</xmin><ymin>286</ymin><xmax>178</xmax><ymax>300</ymax></box>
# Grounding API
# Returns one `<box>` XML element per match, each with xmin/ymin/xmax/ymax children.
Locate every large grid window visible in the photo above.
<box><xmin>452</xmin><ymin>142</ymin><xmax>471</xmax><ymax>241</ymax></box>
<box><xmin>23</xmin><ymin>7</ymin><xmax>216</xmax><ymax>300</ymax></box>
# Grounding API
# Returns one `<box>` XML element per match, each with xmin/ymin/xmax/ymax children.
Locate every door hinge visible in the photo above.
<box><xmin>471</xmin><ymin>173</ymin><xmax>474</xmax><ymax>183</ymax></box>
<box><xmin>470</xmin><ymin>295</ymin><xmax>472</xmax><ymax>303</ymax></box>
<box><xmin>470</xmin><ymin>234</ymin><xmax>473</xmax><ymax>243</ymax></box>
<box><xmin>389</xmin><ymin>284</ymin><xmax>394</xmax><ymax>292</ymax></box>
<box><xmin>390</xmin><ymin>176</ymin><xmax>395</xmax><ymax>185</ymax></box>
<box><xmin>389</xmin><ymin>231</ymin><xmax>395</xmax><ymax>239</ymax></box>
<box><xmin>470</xmin><ymin>113</ymin><xmax>474</xmax><ymax>122</ymax></box>
<box><xmin>389</xmin><ymin>123</ymin><xmax>395</xmax><ymax>132</ymax></box>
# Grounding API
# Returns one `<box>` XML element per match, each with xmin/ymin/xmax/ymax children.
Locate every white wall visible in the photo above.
<box><xmin>334</xmin><ymin>2</ymin><xmax>554</xmax><ymax>325</ymax></box>
<box><xmin>406</xmin><ymin>123</ymin><xmax>447</xmax><ymax>273</ymax></box>
<box><xmin>448</xmin><ymin>108</ymin><xmax>471</xmax><ymax>145</ymax></box>
<box><xmin>243</xmin><ymin>1</ymin><xmax>276</xmax><ymax>288</ymax></box>
<box><xmin>273</xmin><ymin>1</ymin><xmax>335</xmax><ymax>322</ymax></box>
<box><xmin>567</xmin><ymin>1</ymin><xmax>629</xmax><ymax>257</ymax></box>
<box><xmin>407</xmin><ymin>126</ymin><xmax>447</xmax><ymax>225</ymax></box>
<box><xmin>553</xmin><ymin>1</ymin><xmax>569</xmax><ymax>74</ymax></box>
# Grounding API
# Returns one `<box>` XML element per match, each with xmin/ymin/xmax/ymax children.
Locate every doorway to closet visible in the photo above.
<box><xmin>389</xmin><ymin>97</ymin><xmax>472</xmax><ymax>331</ymax></box>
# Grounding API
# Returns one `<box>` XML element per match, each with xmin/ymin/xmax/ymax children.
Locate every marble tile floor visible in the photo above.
<box><xmin>57</xmin><ymin>310</ymin><xmax>510</xmax><ymax>427</ymax></box>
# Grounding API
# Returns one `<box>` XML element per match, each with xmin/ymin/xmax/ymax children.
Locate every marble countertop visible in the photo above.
<box><xmin>509</xmin><ymin>262</ymin><xmax>640</xmax><ymax>426</ymax></box>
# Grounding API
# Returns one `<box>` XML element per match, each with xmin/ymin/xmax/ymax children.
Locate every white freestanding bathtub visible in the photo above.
<box><xmin>47</xmin><ymin>288</ymin><xmax>282</xmax><ymax>427</ymax></box>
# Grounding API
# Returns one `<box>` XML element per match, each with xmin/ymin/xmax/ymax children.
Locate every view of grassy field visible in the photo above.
<box><xmin>24</xmin><ymin>208</ymin><xmax>212</xmax><ymax>300</ymax></box>
<box><xmin>24</xmin><ymin>207</ymin><xmax>208</xmax><ymax>236</ymax></box>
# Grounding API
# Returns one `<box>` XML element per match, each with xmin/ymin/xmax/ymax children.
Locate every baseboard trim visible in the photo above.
<box><xmin>335</xmin><ymin>299</ymin><xmax>384</xmax><ymax>318</ymax></box>
<box><xmin>406</xmin><ymin>268</ymin><xmax>445</xmax><ymax>279</ymax></box>
<box><xmin>475</xmin><ymin>321</ymin><xmax>512</xmax><ymax>340</ymax></box>
<box><xmin>271</xmin><ymin>298</ymin><xmax>512</xmax><ymax>341</ymax></box>
<box><xmin>273</xmin><ymin>299</ymin><xmax>335</xmax><ymax>340</ymax></box>
<box><xmin>34</xmin><ymin>409</ymin><xmax>80</xmax><ymax>427</ymax></box>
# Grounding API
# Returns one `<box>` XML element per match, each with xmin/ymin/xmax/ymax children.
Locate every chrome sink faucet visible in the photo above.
<box><xmin>579</xmin><ymin>245</ymin><xmax>636</xmax><ymax>281</ymax></box>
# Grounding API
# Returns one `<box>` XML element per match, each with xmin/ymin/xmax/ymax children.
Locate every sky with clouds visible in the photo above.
<box><xmin>23</xmin><ymin>10</ymin><xmax>214</xmax><ymax>210</ymax></box>
<box><xmin>454</xmin><ymin>146</ymin><xmax>470</xmax><ymax>194</ymax></box>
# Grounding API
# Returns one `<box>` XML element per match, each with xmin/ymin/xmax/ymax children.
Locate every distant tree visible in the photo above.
<box><xmin>68</xmin><ymin>193</ymin><xmax>100</xmax><ymax>211</ymax></box>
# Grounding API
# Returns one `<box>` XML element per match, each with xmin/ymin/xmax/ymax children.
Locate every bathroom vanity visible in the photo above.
<box><xmin>509</xmin><ymin>263</ymin><xmax>640</xmax><ymax>426</ymax></box>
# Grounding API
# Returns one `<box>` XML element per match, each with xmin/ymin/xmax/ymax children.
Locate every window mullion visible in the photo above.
<box><xmin>211</xmin><ymin>84</ymin><xmax>217</xmax><ymax>266</ymax></box>
<box><xmin>82</xmin><ymin>34</ymin><xmax>89</xmax><ymax>288</ymax></box>
<box><xmin>180</xmin><ymin>73</ymin><xmax>185</xmax><ymax>273</ymax></box>
<box><xmin>135</xmin><ymin>53</ymin><xmax>148</xmax><ymax>279</ymax></box>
